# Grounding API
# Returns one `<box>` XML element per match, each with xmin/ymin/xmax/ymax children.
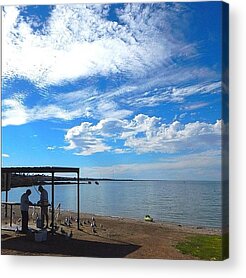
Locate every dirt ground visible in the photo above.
<box><xmin>1</xmin><ymin>209</ymin><xmax>221</xmax><ymax>259</ymax></box>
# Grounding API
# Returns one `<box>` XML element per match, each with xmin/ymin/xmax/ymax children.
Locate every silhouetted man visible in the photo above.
<box><xmin>38</xmin><ymin>185</ymin><xmax>49</xmax><ymax>228</ymax></box>
<box><xmin>20</xmin><ymin>189</ymin><xmax>33</xmax><ymax>233</ymax></box>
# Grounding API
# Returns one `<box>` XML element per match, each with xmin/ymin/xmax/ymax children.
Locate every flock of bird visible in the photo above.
<box><xmin>11</xmin><ymin>204</ymin><xmax>106</xmax><ymax>240</ymax></box>
<box><xmin>58</xmin><ymin>215</ymin><xmax>105</xmax><ymax>238</ymax></box>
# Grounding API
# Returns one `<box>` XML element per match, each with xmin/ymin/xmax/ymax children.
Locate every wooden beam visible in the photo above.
<box><xmin>1</xmin><ymin>166</ymin><xmax>79</xmax><ymax>174</ymax></box>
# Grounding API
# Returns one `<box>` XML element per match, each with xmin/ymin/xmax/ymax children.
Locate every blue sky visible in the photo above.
<box><xmin>2</xmin><ymin>2</ymin><xmax>224</xmax><ymax>180</ymax></box>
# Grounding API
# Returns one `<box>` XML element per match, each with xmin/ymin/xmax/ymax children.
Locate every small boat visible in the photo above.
<box><xmin>95</xmin><ymin>181</ymin><xmax>99</xmax><ymax>185</ymax></box>
<box><xmin>144</xmin><ymin>215</ymin><xmax>153</xmax><ymax>222</ymax></box>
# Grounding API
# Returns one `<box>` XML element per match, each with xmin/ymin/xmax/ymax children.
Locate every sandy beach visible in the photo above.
<box><xmin>1</xmin><ymin>207</ymin><xmax>222</xmax><ymax>259</ymax></box>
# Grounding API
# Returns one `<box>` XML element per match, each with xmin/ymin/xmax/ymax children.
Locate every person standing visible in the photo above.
<box><xmin>20</xmin><ymin>189</ymin><xmax>33</xmax><ymax>233</ymax></box>
<box><xmin>38</xmin><ymin>185</ymin><xmax>49</xmax><ymax>228</ymax></box>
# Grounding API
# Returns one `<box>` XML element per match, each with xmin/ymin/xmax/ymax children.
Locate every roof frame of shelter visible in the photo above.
<box><xmin>1</xmin><ymin>166</ymin><xmax>80</xmax><ymax>231</ymax></box>
<box><xmin>1</xmin><ymin>166</ymin><xmax>79</xmax><ymax>174</ymax></box>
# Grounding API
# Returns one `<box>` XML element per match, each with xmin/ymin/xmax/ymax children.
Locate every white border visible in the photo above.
<box><xmin>1</xmin><ymin>0</ymin><xmax>246</xmax><ymax>277</ymax></box>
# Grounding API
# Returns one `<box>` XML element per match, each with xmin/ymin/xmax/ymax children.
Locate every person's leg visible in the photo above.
<box><xmin>26</xmin><ymin>211</ymin><xmax>29</xmax><ymax>231</ymax></box>
<box><xmin>45</xmin><ymin>213</ymin><xmax>49</xmax><ymax>228</ymax></box>
<box><xmin>21</xmin><ymin>210</ymin><xmax>25</xmax><ymax>232</ymax></box>
<box><xmin>44</xmin><ymin>206</ymin><xmax>49</xmax><ymax>228</ymax></box>
<box><xmin>21</xmin><ymin>210</ymin><xmax>28</xmax><ymax>233</ymax></box>
<box><xmin>41</xmin><ymin>209</ymin><xmax>45</xmax><ymax>228</ymax></box>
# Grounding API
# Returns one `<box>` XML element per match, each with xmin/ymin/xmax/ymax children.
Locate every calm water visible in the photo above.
<box><xmin>1</xmin><ymin>180</ymin><xmax>224</xmax><ymax>228</ymax></box>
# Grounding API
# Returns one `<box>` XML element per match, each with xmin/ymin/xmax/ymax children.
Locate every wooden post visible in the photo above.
<box><xmin>51</xmin><ymin>172</ymin><xmax>55</xmax><ymax>234</ymax></box>
<box><xmin>10</xmin><ymin>204</ymin><xmax>13</xmax><ymax>227</ymax></box>
<box><xmin>77</xmin><ymin>170</ymin><xmax>80</xmax><ymax>230</ymax></box>
<box><xmin>3</xmin><ymin>173</ymin><xmax>9</xmax><ymax>218</ymax></box>
<box><xmin>5</xmin><ymin>189</ymin><xmax>8</xmax><ymax>218</ymax></box>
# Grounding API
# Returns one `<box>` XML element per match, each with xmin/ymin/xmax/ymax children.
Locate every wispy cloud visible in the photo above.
<box><xmin>2</xmin><ymin>4</ymin><xmax>221</xmax><ymax>128</ymax></box>
<box><xmin>182</xmin><ymin>102</ymin><xmax>209</xmax><ymax>111</ymax></box>
<box><xmin>2</xmin><ymin>78</ymin><xmax>220</xmax><ymax>127</ymax></box>
<box><xmin>2</xmin><ymin>153</ymin><xmax>10</xmax><ymax>158</ymax></box>
<box><xmin>2</xmin><ymin>4</ymin><xmax>191</xmax><ymax>87</ymax></box>
<box><xmin>122</xmin><ymin>81</ymin><xmax>221</xmax><ymax>107</ymax></box>
<box><xmin>2</xmin><ymin>99</ymin><xmax>28</xmax><ymax>126</ymax></box>
<box><xmin>2</xmin><ymin>98</ymin><xmax>84</xmax><ymax>127</ymax></box>
<box><xmin>80</xmin><ymin>150</ymin><xmax>221</xmax><ymax>180</ymax></box>
<box><xmin>47</xmin><ymin>146</ymin><xmax>56</xmax><ymax>150</ymax></box>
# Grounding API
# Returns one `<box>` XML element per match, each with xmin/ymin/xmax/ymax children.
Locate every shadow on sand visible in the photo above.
<box><xmin>1</xmin><ymin>232</ymin><xmax>141</xmax><ymax>257</ymax></box>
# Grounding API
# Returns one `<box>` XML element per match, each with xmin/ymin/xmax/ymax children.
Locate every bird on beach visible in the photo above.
<box><xmin>50</xmin><ymin>222</ymin><xmax>59</xmax><ymax>231</ymax></box>
<box><xmin>69</xmin><ymin>231</ymin><xmax>73</xmax><ymax>238</ymax></box>
<box><xmin>55</xmin><ymin>212</ymin><xmax>61</xmax><ymax>223</ymax></box>
<box><xmin>70</xmin><ymin>216</ymin><xmax>75</xmax><ymax>222</ymax></box>
<box><xmin>31</xmin><ymin>206</ymin><xmax>38</xmax><ymax>222</ymax></box>
<box><xmin>91</xmin><ymin>220</ymin><xmax>96</xmax><ymax>228</ymax></box>
<box><xmin>12</xmin><ymin>211</ymin><xmax>16</xmax><ymax>224</ymax></box>
<box><xmin>64</xmin><ymin>217</ymin><xmax>72</xmax><ymax>226</ymax></box>
<box><xmin>15</xmin><ymin>226</ymin><xmax>20</xmax><ymax>235</ymax></box>
<box><xmin>91</xmin><ymin>219</ymin><xmax>97</xmax><ymax>233</ymax></box>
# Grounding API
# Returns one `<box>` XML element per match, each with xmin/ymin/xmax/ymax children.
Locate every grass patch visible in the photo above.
<box><xmin>176</xmin><ymin>233</ymin><xmax>229</xmax><ymax>261</ymax></box>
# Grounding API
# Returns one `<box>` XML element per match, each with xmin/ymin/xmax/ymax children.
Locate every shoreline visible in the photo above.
<box><xmin>74</xmin><ymin>212</ymin><xmax>223</xmax><ymax>235</ymax></box>
<box><xmin>57</xmin><ymin>209</ymin><xmax>223</xmax><ymax>234</ymax></box>
<box><xmin>1</xmin><ymin>204</ymin><xmax>223</xmax><ymax>235</ymax></box>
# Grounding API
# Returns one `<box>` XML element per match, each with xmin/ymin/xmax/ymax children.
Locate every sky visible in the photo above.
<box><xmin>1</xmin><ymin>2</ymin><xmax>225</xmax><ymax>180</ymax></box>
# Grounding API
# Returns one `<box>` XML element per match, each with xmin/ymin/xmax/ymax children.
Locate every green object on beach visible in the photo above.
<box><xmin>176</xmin><ymin>233</ymin><xmax>229</xmax><ymax>261</ymax></box>
<box><xmin>144</xmin><ymin>215</ymin><xmax>153</xmax><ymax>222</ymax></box>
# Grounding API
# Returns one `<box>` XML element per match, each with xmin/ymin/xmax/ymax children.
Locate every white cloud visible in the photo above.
<box><xmin>47</xmin><ymin>146</ymin><xmax>56</xmax><ymax>150</ymax></box>
<box><xmin>2</xmin><ymin>153</ymin><xmax>10</xmax><ymax>158</ymax></box>
<box><xmin>64</xmin><ymin>114</ymin><xmax>222</xmax><ymax>155</ymax></box>
<box><xmin>2</xmin><ymin>97</ymin><xmax>89</xmax><ymax>127</ymax></box>
<box><xmin>2</xmin><ymin>99</ymin><xmax>28</xmax><ymax>126</ymax></box>
<box><xmin>64</xmin><ymin>121</ymin><xmax>112</xmax><ymax>155</ymax></box>
<box><xmin>2</xmin><ymin>4</ymin><xmax>189</xmax><ymax>87</ymax></box>
<box><xmin>2</xmin><ymin>88</ymin><xmax>133</xmax><ymax>126</ymax></box>
<box><xmin>123</xmin><ymin>117</ymin><xmax>222</xmax><ymax>154</ymax></box>
<box><xmin>179</xmin><ymin>113</ymin><xmax>187</xmax><ymax>119</ymax></box>
<box><xmin>182</xmin><ymin>102</ymin><xmax>209</xmax><ymax>111</ymax></box>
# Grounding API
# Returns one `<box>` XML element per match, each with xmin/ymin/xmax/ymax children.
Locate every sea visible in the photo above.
<box><xmin>1</xmin><ymin>180</ymin><xmax>227</xmax><ymax>229</ymax></box>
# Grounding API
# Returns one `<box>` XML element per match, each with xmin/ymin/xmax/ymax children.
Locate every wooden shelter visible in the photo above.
<box><xmin>1</xmin><ymin>166</ymin><xmax>80</xmax><ymax>232</ymax></box>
